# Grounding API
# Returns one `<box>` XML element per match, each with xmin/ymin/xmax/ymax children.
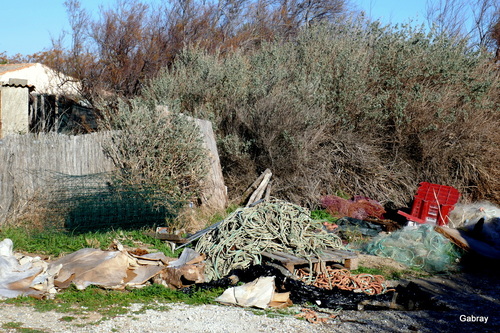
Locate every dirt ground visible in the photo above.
<box><xmin>400</xmin><ymin>254</ymin><xmax>499</xmax><ymax>332</ymax></box>
<box><xmin>324</xmin><ymin>253</ymin><xmax>500</xmax><ymax>332</ymax></box>
<box><xmin>358</xmin><ymin>253</ymin><xmax>414</xmax><ymax>272</ymax></box>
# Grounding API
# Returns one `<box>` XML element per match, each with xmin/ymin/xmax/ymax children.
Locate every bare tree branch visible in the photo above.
<box><xmin>426</xmin><ymin>0</ymin><xmax>499</xmax><ymax>52</ymax></box>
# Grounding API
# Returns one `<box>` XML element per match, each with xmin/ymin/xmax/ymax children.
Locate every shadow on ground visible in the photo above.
<box><xmin>329</xmin><ymin>254</ymin><xmax>499</xmax><ymax>332</ymax></box>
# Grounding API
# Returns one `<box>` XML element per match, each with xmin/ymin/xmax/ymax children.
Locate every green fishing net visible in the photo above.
<box><xmin>364</xmin><ymin>224</ymin><xmax>461</xmax><ymax>273</ymax></box>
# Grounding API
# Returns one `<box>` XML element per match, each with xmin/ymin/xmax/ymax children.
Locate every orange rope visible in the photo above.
<box><xmin>297</xmin><ymin>267</ymin><xmax>394</xmax><ymax>295</ymax></box>
<box><xmin>295</xmin><ymin>308</ymin><xmax>337</xmax><ymax>323</ymax></box>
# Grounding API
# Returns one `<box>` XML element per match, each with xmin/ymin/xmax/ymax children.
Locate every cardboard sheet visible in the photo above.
<box><xmin>1</xmin><ymin>238</ymin><xmax>206</xmax><ymax>298</ymax></box>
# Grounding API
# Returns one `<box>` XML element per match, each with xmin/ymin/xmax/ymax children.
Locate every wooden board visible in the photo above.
<box><xmin>144</xmin><ymin>232</ymin><xmax>188</xmax><ymax>243</ymax></box>
<box><xmin>261</xmin><ymin>248</ymin><xmax>358</xmax><ymax>272</ymax></box>
<box><xmin>434</xmin><ymin>226</ymin><xmax>470</xmax><ymax>251</ymax></box>
<box><xmin>435</xmin><ymin>226</ymin><xmax>500</xmax><ymax>260</ymax></box>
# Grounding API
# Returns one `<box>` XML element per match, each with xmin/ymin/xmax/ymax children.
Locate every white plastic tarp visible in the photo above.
<box><xmin>0</xmin><ymin>239</ymin><xmax>59</xmax><ymax>299</ymax></box>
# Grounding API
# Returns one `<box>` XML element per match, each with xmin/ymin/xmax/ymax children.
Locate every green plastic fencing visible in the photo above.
<box><xmin>41</xmin><ymin>172</ymin><xmax>178</xmax><ymax>232</ymax></box>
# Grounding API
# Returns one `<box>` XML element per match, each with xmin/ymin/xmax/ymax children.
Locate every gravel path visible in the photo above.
<box><xmin>0</xmin><ymin>302</ymin><xmax>431</xmax><ymax>333</ymax></box>
<box><xmin>0</xmin><ymin>303</ymin><xmax>318</xmax><ymax>333</ymax></box>
<box><xmin>0</xmin><ymin>299</ymin><xmax>498</xmax><ymax>333</ymax></box>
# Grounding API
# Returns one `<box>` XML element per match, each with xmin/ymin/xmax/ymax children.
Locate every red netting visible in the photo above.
<box><xmin>320</xmin><ymin>195</ymin><xmax>385</xmax><ymax>220</ymax></box>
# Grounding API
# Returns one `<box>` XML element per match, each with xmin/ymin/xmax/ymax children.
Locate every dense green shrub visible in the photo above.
<box><xmin>102</xmin><ymin>99</ymin><xmax>209</xmax><ymax>218</ymax></box>
<box><xmin>141</xmin><ymin>21</ymin><xmax>500</xmax><ymax>207</ymax></box>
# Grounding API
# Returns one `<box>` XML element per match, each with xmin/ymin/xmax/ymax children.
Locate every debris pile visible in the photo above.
<box><xmin>0</xmin><ymin>239</ymin><xmax>205</xmax><ymax>299</ymax></box>
<box><xmin>198</xmin><ymin>264</ymin><xmax>400</xmax><ymax>311</ymax></box>
<box><xmin>3</xmin><ymin>187</ymin><xmax>498</xmax><ymax>322</ymax></box>
<box><xmin>195</xmin><ymin>199</ymin><xmax>343</xmax><ymax>280</ymax></box>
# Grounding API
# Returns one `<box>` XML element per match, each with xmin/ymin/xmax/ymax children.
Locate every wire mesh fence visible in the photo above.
<box><xmin>40</xmin><ymin>172</ymin><xmax>177</xmax><ymax>232</ymax></box>
<box><xmin>1</xmin><ymin>122</ymin><xmax>226</xmax><ymax>230</ymax></box>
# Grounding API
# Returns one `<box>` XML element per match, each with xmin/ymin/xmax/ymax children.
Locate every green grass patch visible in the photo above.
<box><xmin>1</xmin><ymin>321</ymin><xmax>47</xmax><ymax>333</ymax></box>
<box><xmin>3</xmin><ymin>284</ymin><xmax>224</xmax><ymax>318</ymax></box>
<box><xmin>352</xmin><ymin>265</ymin><xmax>428</xmax><ymax>280</ymax></box>
<box><xmin>0</xmin><ymin>227</ymin><xmax>175</xmax><ymax>258</ymax></box>
<box><xmin>2</xmin><ymin>322</ymin><xmax>23</xmax><ymax>329</ymax></box>
<box><xmin>0</xmin><ymin>225</ymin><xmax>224</xmax><ymax>319</ymax></box>
<box><xmin>310</xmin><ymin>210</ymin><xmax>337</xmax><ymax>223</ymax></box>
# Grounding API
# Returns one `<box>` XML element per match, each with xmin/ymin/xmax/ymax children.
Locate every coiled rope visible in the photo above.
<box><xmin>296</xmin><ymin>267</ymin><xmax>393</xmax><ymax>295</ymax></box>
<box><xmin>195</xmin><ymin>199</ymin><xmax>343</xmax><ymax>280</ymax></box>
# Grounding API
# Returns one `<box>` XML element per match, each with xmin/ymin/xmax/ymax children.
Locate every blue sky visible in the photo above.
<box><xmin>1</xmin><ymin>0</ymin><xmax>116</xmax><ymax>56</ymax></box>
<box><xmin>1</xmin><ymin>0</ymin><xmax>429</xmax><ymax>57</ymax></box>
<box><xmin>355</xmin><ymin>0</ymin><xmax>427</xmax><ymax>26</ymax></box>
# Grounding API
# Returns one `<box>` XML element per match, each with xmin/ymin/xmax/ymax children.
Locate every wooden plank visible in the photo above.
<box><xmin>267</xmin><ymin>251</ymin><xmax>301</xmax><ymax>262</ymax></box>
<box><xmin>313</xmin><ymin>261</ymin><xmax>328</xmax><ymax>274</ymax></box>
<box><xmin>261</xmin><ymin>251</ymin><xmax>306</xmax><ymax>264</ymax></box>
<box><xmin>323</xmin><ymin>248</ymin><xmax>358</xmax><ymax>259</ymax></box>
<box><xmin>240</xmin><ymin>169</ymin><xmax>268</xmax><ymax>202</ymax></box>
<box><xmin>271</xmin><ymin>251</ymin><xmax>309</xmax><ymax>263</ymax></box>
<box><xmin>434</xmin><ymin>226</ymin><xmax>470</xmax><ymax>251</ymax></box>
<box><xmin>284</xmin><ymin>263</ymin><xmax>295</xmax><ymax>272</ymax></box>
<box><xmin>344</xmin><ymin>258</ymin><xmax>359</xmax><ymax>270</ymax></box>
<box><xmin>435</xmin><ymin>226</ymin><xmax>500</xmax><ymax>260</ymax></box>
<box><xmin>246</xmin><ymin>169</ymin><xmax>272</xmax><ymax>206</ymax></box>
<box><xmin>318</xmin><ymin>252</ymin><xmax>342</xmax><ymax>262</ymax></box>
<box><xmin>261</xmin><ymin>252</ymin><xmax>289</xmax><ymax>262</ymax></box>
<box><xmin>318</xmin><ymin>249</ymin><xmax>358</xmax><ymax>262</ymax></box>
<box><xmin>262</xmin><ymin>248</ymin><xmax>359</xmax><ymax>271</ymax></box>
<box><xmin>145</xmin><ymin>232</ymin><xmax>188</xmax><ymax>243</ymax></box>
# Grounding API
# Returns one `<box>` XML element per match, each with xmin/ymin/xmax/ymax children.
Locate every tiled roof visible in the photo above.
<box><xmin>0</xmin><ymin>81</ymin><xmax>35</xmax><ymax>90</ymax></box>
<box><xmin>0</xmin><ymin>63</ymin><xmax>36</xmax><ymax>75</ymax></box>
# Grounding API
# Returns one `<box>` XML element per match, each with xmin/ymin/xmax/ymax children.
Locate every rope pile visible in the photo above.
<box><xmin>195</xmin><ymin>199</ymin><xmax>343</xmax><ymax>280</ymax></box>
<box><xmin>296</xmin><ymin>268</ymin><xmax>393</xmax><ymax>295</ymax></box>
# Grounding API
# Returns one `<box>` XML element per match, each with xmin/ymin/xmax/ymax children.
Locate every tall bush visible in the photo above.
<box><xmin>142</xmin><ymin>21</ymin><xmax>500</xmax><ymax>207</ymax></box>
<box><xmin>102</xmin><ymin>99</ymin><xmax>209</xmax><ymax>218</ymax></box>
